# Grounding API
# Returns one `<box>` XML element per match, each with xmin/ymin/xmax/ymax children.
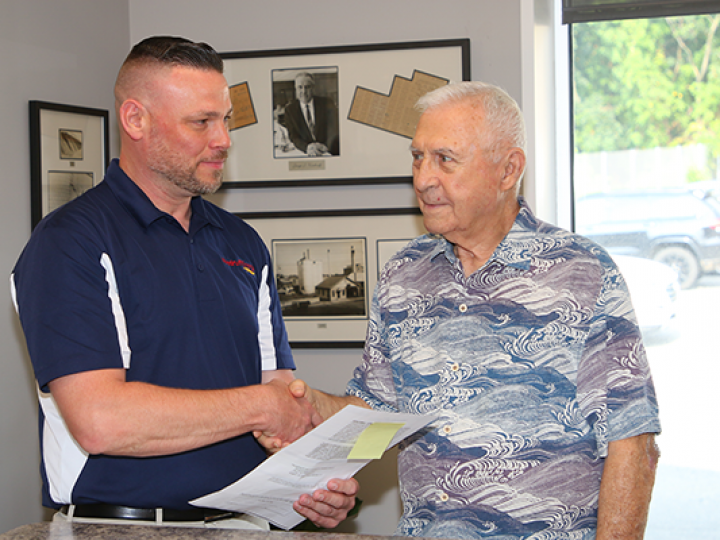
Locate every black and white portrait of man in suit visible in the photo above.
<box><xmin>273</xmin><ymin>69</ymin><xmax>339</xmax><ymax>157</ymax></box>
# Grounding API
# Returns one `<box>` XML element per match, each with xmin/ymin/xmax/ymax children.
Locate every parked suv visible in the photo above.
<box><xmin>575</xmin><ymin>189</ymin><xmax>720</xmax><ymax>288</ymax></box>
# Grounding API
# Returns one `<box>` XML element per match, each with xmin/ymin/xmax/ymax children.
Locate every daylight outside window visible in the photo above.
<box><xmin>571</xmin><ymin>13</ymin><xmax>720</xmax><ymax>538</ymax></box>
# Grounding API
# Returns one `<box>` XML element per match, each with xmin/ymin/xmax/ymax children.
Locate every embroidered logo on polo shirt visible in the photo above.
<box><xmin>222</xmin><ymin>257</ymin><xmax>255</xmax><ymax>275</ymax></box>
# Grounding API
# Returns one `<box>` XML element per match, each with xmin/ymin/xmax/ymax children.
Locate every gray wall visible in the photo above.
<box><xmin>0</xmin><ymin>1</ymin><xmax>128</xmax><ymax>534</ymax></box>
<box><xmin>0</xmin><ymin>0</ymin><xmax>533</xmax><ymax>534</ymax></box>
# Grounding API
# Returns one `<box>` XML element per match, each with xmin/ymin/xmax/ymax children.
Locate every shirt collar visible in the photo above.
<box><xmin>492</xmin><ymin>197</ymin><xmax>538</xmax><ymax>271</ymax></box>
<box><xmin>431</xmin><ymin>197</ymin><xmax>538</xmax><ymax>271</ymax></box>
<box><xmin>104</xmin><ymin>159</ymin><xmax>224</xmax><ymax>232</ymax></box>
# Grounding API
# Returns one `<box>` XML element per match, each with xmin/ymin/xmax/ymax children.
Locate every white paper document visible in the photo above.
<box><xmin>190</xmin><ymin>405</ymin><xmax>437</xmax><ymax>530</ymax></box>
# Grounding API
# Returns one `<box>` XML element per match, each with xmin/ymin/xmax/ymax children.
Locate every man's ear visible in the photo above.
<box><xmin>118</xmin><ymin>99</ymin><xmax>146</xmax><ymax>141</ymax></box>
<box><xmin>501</xmin><ymin>148</ymin><xmax>526</xmax><ymax>192</ymax></box>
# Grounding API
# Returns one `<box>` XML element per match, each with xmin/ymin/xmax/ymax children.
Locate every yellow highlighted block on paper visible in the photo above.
<box><xmin>347</xmin><ymin>423</ymin><xmax>404</xmax><ymax>460</ymax></box>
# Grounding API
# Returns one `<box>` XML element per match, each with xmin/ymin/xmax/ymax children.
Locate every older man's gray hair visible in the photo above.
<box><xmin>416</xmin><ymin>81</ymin><xmax>527</xmax><ymax>165</ymax></box>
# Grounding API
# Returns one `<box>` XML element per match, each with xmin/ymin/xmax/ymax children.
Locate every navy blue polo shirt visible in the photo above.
<box><xmin>12</xmin><ymin>159</ymin><xmax>294</xmax><ymax>510</ymax></box>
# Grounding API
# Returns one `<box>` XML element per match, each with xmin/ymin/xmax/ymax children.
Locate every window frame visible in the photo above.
<box><xmin>562</xmin><ymin>0</ymin><xmax>720</xmax><ymax>24</ymax></box>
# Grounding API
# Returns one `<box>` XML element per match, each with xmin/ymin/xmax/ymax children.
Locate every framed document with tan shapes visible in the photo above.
<box><xmin>220</xmin><ymin>39</ymin><xmax>470</xmax><ymax>188</ymax></box>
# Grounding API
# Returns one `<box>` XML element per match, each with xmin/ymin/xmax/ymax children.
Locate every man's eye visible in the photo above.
<box><xmin>440</xmin><ymin>155</ymin><xmax>453</xmax><ymax>163</ymax></box>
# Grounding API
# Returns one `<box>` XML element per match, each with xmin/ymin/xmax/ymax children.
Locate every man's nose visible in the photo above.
<box><xmin>413</xmin><ymin>158</ymin><xmax>438</xmax><ymax>192</ymax></box>
<box><xmin>213</xmin><ymin>122</ymin><xmax>232</xmax><ymax>150</ymax></box>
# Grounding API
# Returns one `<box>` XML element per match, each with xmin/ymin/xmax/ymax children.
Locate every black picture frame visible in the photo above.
<box><xmin>236</xmin><ymin>207</ymin><xmax>426</xmax><ymax>348</ymax></box>
<box><xmin>221</xmin><ymin>39</ymin><xmax>470</xmax><ymax>188</ymax></box>
<box><xmin>29</xmin><ymin>101</ymin><xmax>109</xmax><ymax>229</ymax></box>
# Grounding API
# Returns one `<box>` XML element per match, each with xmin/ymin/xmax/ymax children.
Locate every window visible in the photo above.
<box><xmin>570</xmin><ymin>9</ymin><xmax>720</xmax><ymax>538</ymax></box>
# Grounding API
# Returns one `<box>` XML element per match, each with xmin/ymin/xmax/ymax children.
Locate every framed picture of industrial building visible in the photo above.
<box><xmin>273</xmin><ymin>237</ymin><xmax>368</xmax><ymax>319</ymax></box>
<box><xmin>220</xmin><ymin>38</ymin><xmax>470</xmax><ymax>188</ymax></box>
<box><xmin>237</xmin><ymin>207</ymin><xmax>425</xmax><ymax>347</ymax></box>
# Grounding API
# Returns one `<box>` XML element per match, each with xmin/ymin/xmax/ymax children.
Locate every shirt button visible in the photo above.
<box><xmin>197</xmin><ymin>264</ymin><xmax>204</xmax><ymax>272</ymax></box>
<box><xmin>451</xmin><ymin>363</ymin><xmax>460</xmax><ymax>372</ymax></box>
<box><xmin>443</xmin><ymin>425</ymin><xmax>452</xmax><ymax>434</ymax></box>
<box><xmin>459</xmin><ymin>303</ymin><xmax>468</xmax><ymax>313</ymax></box>
<box><xmin>439</xmin><ymin>492</ymin><xmax>449</xmax><ymax>502</ymax></box>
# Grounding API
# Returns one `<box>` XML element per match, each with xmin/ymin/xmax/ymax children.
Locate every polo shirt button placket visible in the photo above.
<box><xmin>188</xmin><ymin>237</ymin><xmax>203</xmax><ymax>272</ymax></box>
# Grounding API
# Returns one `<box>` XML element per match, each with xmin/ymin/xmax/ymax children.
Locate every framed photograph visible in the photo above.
<box><xmin>237</xmin><ymin>208</ymin><xmax>427</xmax><ymax>347</ymax></box>
<box><xmin>29</xmin><ymin>101</ymin><xmax>109</xmax><ymax>229</ymax></box>
<box><xmin>221</xmin><ymin>39</ymin><xmax>470</xmax><ymax>188</ymax></box>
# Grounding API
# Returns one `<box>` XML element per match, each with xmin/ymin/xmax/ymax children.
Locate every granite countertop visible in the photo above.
<box><xmin>0</xmin><ymin>522</ymin><xmax>394</xmax><ymax>540</ymax></box>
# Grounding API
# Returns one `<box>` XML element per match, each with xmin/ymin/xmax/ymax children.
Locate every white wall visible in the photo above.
<box><xmin>0</xmin><ymin>0</ymin><xmax>537</xmax><ymax>535</ymax></box>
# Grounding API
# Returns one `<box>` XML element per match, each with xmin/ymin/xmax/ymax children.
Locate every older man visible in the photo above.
<box><xmin>12</xmin><ymin>36</ymin><xmax>356</xmax><ymax>530</ymax></box>
<box><xmin>274</xmin><ymin>82</ymin><xmax>661</xmax><ymax>539</ymax></box>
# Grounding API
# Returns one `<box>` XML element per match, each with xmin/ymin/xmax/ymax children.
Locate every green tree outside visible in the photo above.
<box><xmin>573</xmin><ymin>14</ymin><xmax>720</xmax><ymax>181</ymax></box>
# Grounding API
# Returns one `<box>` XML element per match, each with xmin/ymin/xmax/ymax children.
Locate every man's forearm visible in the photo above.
<box><xmin>289</xmin><ymin>380</ymin><xmax>369</xmax><ymax>421</ymax></box>
<box><xmin>312</xmin><ymin>390</ymin><xmax>368</xmax><ymax>420</ymax></box>
<box><xmin>596</xmin><ymin>433</ymin><xmax>660</xmax><ymax>539</ymax></box>
<box><xmin>49</xmin><ymin>369</ymin><xmax>318</xmax><ymax>457</ymax></box>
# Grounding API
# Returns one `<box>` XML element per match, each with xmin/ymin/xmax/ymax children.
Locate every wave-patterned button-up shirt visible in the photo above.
<box><xmin>347</xmin><ymin>199</ymin><xmax>661</xmax><ymax>539</ymax></box>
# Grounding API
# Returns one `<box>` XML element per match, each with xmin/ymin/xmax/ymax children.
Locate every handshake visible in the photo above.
<box><xmin>254</xmin><ymin>376</ymin><xmax>367</xmax><ymax>451</ymax></box>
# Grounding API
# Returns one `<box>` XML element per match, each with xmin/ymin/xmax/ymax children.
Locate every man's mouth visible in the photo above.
<box><xmin>200</xmin><ymin>152</ymin><xmax>228</xmax><ymax>169</ymax></box>
<box><xmin>419</xmin><ymin>198</ymin><xmax>445</xmax><ymax>208</ymax></box>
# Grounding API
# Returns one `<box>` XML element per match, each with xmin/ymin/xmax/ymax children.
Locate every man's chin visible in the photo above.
<box><xmin>194</xmin><ymin>180</ymin><xmax>223</xmax><ymax>196</ymax></box>
<box><xmin>177</xmin><ymin>174</ymin><xmax>223</xmax><ymax>196</ymax></box>
<box><xmin>199</xmin><ymin>168</ymin><xmax>226</xmax><ymax>193</ymax></box>
<box><xmin>422</xmin><ymin>214</ymin><xmax>450</xmax><ymax>235</ymax></box>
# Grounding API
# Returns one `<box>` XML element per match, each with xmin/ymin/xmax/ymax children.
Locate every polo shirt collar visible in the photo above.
<box><xmin>103</xmin><ymin>159</ymin><xmax>224</xmax><ymax>231</ymax></box>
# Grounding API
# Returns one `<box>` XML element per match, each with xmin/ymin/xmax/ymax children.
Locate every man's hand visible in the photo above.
<box><xmin>293</xmin><ymin>477</ymin><xmax>359</xmax><ymax>529</ymax></box>
<box><xmin>306</xmin><ymin>142</ymin><xmax>329</xmax><ymax>156</ymax></box>
<box><xmin>253</xmin><ymin>370</ymin><xmax>323</xmax><ymax>453</ymax></box>
<box><xmin>255</xmin><ymin>375</ymin><xmax>322</xmax><ymax>450</ymax></box>
<box><xmin>254</xmin><ymin>379</ymin><xmax>368</xmax><ymax>453</ymax></box>
<box><xmin>289</xmin><ymin>379</ymin><xmax>368</xmax><ymax>420</ymax></box>
<box><xmin>254</xmin><ymin>379</ymin><xmax>320</xmax><ymax>453</ymax></box>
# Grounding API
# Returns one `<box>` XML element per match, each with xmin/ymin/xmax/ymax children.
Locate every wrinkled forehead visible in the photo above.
<box><xmin>412</xmin><ymin>102</ymin><xmax>486</xmax><ymax>150</ymax></box>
